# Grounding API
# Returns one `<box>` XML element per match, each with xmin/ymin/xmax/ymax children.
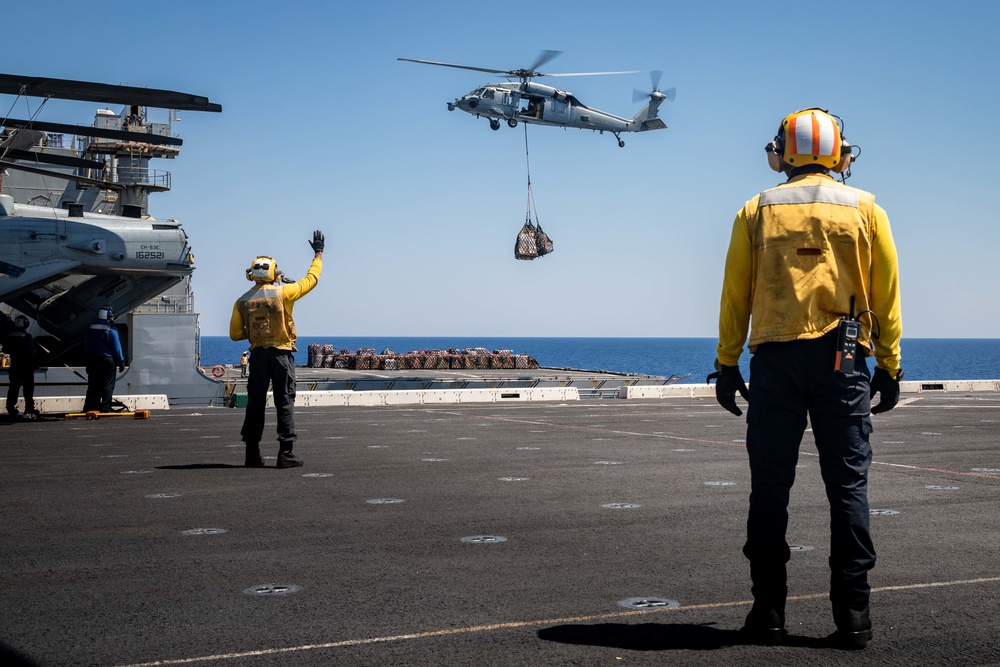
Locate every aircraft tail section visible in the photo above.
<box><xmin>630</xmin><ymin>86</ymin><xmax>675</xmax><ymax>132</ymax></box>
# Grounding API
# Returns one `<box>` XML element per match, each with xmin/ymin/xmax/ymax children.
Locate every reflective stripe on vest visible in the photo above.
<box><xmin>759</xmin><ymin>184</ymin><xmax>859</xmax><ymax>208</ymax></box>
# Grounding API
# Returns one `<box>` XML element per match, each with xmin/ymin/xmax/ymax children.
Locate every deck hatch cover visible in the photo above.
<box><xmin>461</xmin><ymin>535</ymin><xmax>507</xmax><ymax>544</ymax></box>
<box><xmin>243</xmin><ymin>584</ymin><xmax>301</xmax><ymax>596</ymax></box>
<box><xmin>618</xmin><ymin>597</ymin><xmax>680</xmax><ymax>610</ymax></box>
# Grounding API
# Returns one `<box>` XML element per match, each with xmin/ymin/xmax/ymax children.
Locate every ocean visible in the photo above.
<box><xmin>199</xmin><ymin>336</ymin><xmax>1000</xmax><ymax>384</ymax></box>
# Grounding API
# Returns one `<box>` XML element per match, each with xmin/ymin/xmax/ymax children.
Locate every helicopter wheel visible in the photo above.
<box><xmin>507</xmin><ymin>118</ymin><xmax>518</xmax><ymax>128</ymax></box>
<box><xmin>618</xmin><ymin>139</ymin><xmax>625</xmax><ymax>148</ymax></box>
<box><xmin>490</xmin><ymin>119</ymin><xmax>501</xmax><ymax>131</ymax></box>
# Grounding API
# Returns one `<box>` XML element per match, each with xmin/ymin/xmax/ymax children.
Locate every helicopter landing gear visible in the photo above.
<box><xmin>613</xmin><ymin>132</ymin><xmax>625</xmax><ymax>148</ymax></box>
<box><xmin>490</xmin><ymin>119</ymin><xmax>501</xmax><ymax>131</ymax></box>
<box><xmin>507</xmin><ymin>118</ymin><xmax>518</xmax><ymax>128</ymax></box>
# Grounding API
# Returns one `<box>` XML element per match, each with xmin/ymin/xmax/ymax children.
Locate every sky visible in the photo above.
<box><xmin>4</xmin><ymin>1</ymin><xmax>999</xmax><ymax>339</ymax></box>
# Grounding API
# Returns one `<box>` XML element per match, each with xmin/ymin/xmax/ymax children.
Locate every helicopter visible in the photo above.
<box><xmin>398</xmin><ymin>51</ymin><xmax>675</xmax><ymax>147</ymax></box>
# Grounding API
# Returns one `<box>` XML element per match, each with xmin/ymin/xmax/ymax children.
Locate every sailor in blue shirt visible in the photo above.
<box><xmin>83</xmin><ymin>306</ymin><xmax>127</xmax><ymax>413</ymax></box>
<box><xmin>4</xmin><ymin>314</ymin><xmax>38</xmax><ymax>419</ymax></box>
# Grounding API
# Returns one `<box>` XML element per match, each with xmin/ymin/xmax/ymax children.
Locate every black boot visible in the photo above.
<box><xmin>740</xmin><ymin>603</ymin><xmax>786</xmax><ymax>645</ymax></box>
<box><xmin>831</xmin><ymin>606</ymin><xmax>873</xmax><ymax>649</ymax></box>
<box><xmin>244</xmin><ymin>443</ymin><xmax>264</xmax><ymax>468</ymax></box>
<box><xmin>277</xmin><ymin>446</ymin><xmax>303</xmax><ymax>469</ymax></box>
<box><xmin>740</xmin><ymin>562</ymin><xmax>787</xmax><ymax>645</ymax></box>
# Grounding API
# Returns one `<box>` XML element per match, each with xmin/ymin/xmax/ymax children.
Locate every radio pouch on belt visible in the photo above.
<box><xmin>833</xmin><ymin>317</ymin><xmax>860</xmax><ymax>374</ymax></box>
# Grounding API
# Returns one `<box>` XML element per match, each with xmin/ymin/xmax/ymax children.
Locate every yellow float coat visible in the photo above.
<box><xmin>717</xmin><ymin>174</ymin><xmax>901</xmax><ymax>375</ymax></box>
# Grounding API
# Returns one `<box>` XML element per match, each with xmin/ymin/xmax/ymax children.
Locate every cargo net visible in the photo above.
<box><xmin>514</xmin><ymin>125</ymin><xmax>553</xmax><ymax>260</ymax></box>
<box><xmin>307</xmin><ymin>345</ymin><xmax>540</xmax><ymax>371</ymax></box>
<box><xmin>515</xmin><ymin>215</ymin><xmax>553</xmax><ymax>260</ymax></box>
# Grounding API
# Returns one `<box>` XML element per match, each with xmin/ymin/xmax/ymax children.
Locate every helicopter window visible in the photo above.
<box><xmin>521</xmin><ymin>97</ymin><xmax>543</xmax><ymax>118</ymax></box>
<box><xmin>482</xmin><ymin>88</ymin><xmax>495</xmax><ymax>100</ymax></box>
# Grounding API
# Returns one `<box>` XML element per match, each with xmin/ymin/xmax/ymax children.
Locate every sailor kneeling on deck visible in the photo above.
<box><xmin>230</xmin><ymin>231</ymin><xmax>324</xmax><ymax>468</ymax></box>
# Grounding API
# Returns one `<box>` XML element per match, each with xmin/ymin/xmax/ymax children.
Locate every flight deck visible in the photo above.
<box><xmin>2</xmin><ymin>391</ymin><xmax>999</xmax><ymax>666</ymax></box>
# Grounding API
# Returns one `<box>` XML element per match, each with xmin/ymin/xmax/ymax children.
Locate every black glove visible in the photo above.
<box><xmin>309</xmin><ymin>230</ymin><xmax>325</xmax><ymax>254</ymax></box>
<box><xmin>870</xmin><ymin>367</ymin><xmax>900</xmax><ymax>414</ymax></box>
<box><xmin>707</xmin><ymin>361</ymin><xmax>750</xmax><ymax>416</ymax></box>
<box><xmin>118</xmin><ymin>363</ymin><xmax>126</xmax><ymax>373</ymax></box>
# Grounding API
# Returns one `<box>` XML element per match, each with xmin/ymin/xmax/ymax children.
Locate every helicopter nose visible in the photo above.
<box><xmin>447</xmin><ymin>102</ymin><xmax>455</xmax><ymax>111</ymax></box>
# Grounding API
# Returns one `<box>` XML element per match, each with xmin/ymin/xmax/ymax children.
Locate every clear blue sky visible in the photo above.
<box><xmin>5</xmin><ymin>1</ymin><xmax>998</xmax><ymax>339</ymax></box>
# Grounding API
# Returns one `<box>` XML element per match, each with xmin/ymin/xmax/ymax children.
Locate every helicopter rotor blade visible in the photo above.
<box><xmin>397</xmin><ymin>58</ymin><xmax>510</xmax><ymax>76</ymax></box>
<box><xmin>633</xmin><ymin>68</ymin><xmax>676</xmax><ymax>103</ymax></box>
<box><xmin>543</xmin><ymin>69</ymin><xmax>647</xmax><ymax>78</ymax></box>
<box><xmin>528</xmin><ymin>50</ymin><xmax>563</xmax><ymax>73</ymax></box>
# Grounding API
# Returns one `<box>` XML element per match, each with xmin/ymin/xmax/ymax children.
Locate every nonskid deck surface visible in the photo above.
<box><xmin>2</xmin><ymin>393</ymin><xmax>1000</xmax><ymax>666</ymax></box>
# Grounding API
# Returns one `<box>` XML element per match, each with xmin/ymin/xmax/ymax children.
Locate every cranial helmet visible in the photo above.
<box><xmin>13</xmin><ymin>314</ymin><xmax>29</xmax><ymax>330</ymax></box>
<box><xmin>97</xmin><ymin>305</ymin><xmax>115</xmax><ymax>321</ymax></box>
<box><xmin>766</xmin><ymin>108</ymin><xmax>852</xmax><ymax>173</ymax></box>
<box><xmin>246</xmin><ymin>256</ymin><xmax>277</xmax><ymax>283</ymax></box>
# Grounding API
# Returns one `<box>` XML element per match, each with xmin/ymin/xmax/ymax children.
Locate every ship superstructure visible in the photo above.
<box><xmin>0</xmin><ymin>73</ymin><xmax>226</xmax><ymax>405</ymax></box>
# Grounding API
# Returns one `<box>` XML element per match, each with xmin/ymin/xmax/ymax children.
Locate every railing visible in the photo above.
<box><xmin>113</xmin><ymin>167</ymin><xmax>171</xmax><ymax>189</ymax></box>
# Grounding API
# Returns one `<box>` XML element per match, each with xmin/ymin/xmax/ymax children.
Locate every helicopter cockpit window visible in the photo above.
<box><xmin>482</xmin><ymin>88</ymin><xmax>495</xmax><ymax>100</ymax></box>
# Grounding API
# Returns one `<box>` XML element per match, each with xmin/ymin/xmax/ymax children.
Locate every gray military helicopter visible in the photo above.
<box><xmin>0</xmin><ymin>73</ymin><xmax>220</xmax><ymax>368</ymax></box>
<box><xmin>399</xmin><ymin>51</ymin><xmax>675</xmax><ymax>147</ymax></box>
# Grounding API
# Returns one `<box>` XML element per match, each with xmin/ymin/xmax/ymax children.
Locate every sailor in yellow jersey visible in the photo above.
<box><xmin>712</xmin><ymin>109</ymin><xmax>902</xmax><ymax>649</ymax></box>
<box><xmin>230</xmin><ymin>230</ymin><xmax>324</xmax><ymax>469</ymax></box>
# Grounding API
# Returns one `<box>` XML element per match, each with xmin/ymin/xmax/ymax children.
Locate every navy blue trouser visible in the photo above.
<box><xmin>744</xmin><ymin>332</ymin><xmax>876</xmax><ymax>614</ymax></box>
<box><xmin>83</xmin><ymin>356</ymin><xmax>117</xmax><ymax>413</ymax></box>
<box><xmin>241</xmin><ymin>347</ymin><xmax>297</xmax><ymax>451</ymax></box>
<box><xmin>6</xmin><ymin>364</ymin><xmax>35</xmax><ymax>414</ymax></box>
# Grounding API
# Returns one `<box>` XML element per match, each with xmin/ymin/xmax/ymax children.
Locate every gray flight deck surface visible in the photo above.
<box><xmin>3</xmin><ymin>392</ymin><xmax>1000</xmax><ymax>666</ymax></box>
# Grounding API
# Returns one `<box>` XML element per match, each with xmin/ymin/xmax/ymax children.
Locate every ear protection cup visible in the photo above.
<box><xmin>831</xmin><ymin>139</ymin><xmax>853</xmax><ymax>173</ymax></box>
<box><xmin>766</xmin><ymin>140</ymin><xmax>784</xmax><ymax>172</ymax></box>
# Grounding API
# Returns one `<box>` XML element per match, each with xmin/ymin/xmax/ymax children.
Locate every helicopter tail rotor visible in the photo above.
<box><xmin>633</xmin><ymin>70</ymin><xmax>675</xmax><ymax>103</ymax></box>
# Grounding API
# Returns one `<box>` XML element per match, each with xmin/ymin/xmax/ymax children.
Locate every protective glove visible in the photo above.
<box><xmin>118</xmin><ymin>363</ymin><xmax>126</xmax><ymax>373</ymax></box>
<box><xmin>309</xmin><ymin>230</ymin><xmax>325</xmax><ymax>254</ymax></box>
<box><xmin>707</xmin><ymin>360</ymin><xmax>750</xmax><ymax>416</ymax></box>
<box><xmin>870</xmin><ymin>367</ymin><xmax>900</xmax><ymax>414</ymax></box>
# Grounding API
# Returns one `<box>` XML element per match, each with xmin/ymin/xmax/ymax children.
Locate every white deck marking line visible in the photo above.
<box><xmin>114</xmin><ymin>576</ymin><xmax>1000</xmax><ymax>667</ymax></box>
<box><xmin>479</xmin><ymin>415</ymin><xmax>1000</xmax><ymax>479</ymax></box>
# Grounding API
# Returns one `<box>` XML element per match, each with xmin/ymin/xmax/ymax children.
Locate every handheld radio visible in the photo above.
<box><xmin>834</xmin><ymin>296</ymin><xmax>859</xmax><ymax>374</ymax></box>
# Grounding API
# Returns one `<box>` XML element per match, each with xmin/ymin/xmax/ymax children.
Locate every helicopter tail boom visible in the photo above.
<box><xmin>630</xmin><ymin>95</ymin><xmax>667</xmax><ymax>132</ymax></box>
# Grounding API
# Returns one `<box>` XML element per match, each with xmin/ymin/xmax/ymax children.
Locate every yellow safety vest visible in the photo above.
<box><xmin>717</xmin><ymin>174</ymin><xmax>902</xmax><ymax>374</ymax></box>
<box><xmin>747</xmin><ymin>179</ymin><xmax>876</xmax><ymax>347</ymax></box>
<box><xmin>237</xmin><ymin>285</ymin><xmax>296</xmax><ymax>350</ymax></box>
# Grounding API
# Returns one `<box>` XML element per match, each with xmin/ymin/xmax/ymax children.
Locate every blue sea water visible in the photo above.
<box><xmin>199</xmin><ymin>336</ymin><xmax>1000</xmax><ymax>383</ymax></box>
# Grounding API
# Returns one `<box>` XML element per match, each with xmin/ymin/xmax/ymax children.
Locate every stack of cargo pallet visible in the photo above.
<box><xmin>305</xmin><ymin>345</ymin><xmax>538</xmax><ymax>371</ymax></box>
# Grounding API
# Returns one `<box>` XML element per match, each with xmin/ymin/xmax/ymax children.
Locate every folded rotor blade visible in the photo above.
<box><xmin>0</xmin><ymin>73</ymin><xmax>221</xmax><ymax>112</ymax></box>
<box><xmin>2</xmin><ymin>117</ymin><xmax>183</xmax><ymax>146</ymax></box>
<box><xmin>0</xmin><ymin>159</ymin><xmax>124</xmax><ymax>190</ymax></box>
<box><xmin>2</xmin><ymin>149</ymin><xmax>104</xmax><ymax>171</ymax></box>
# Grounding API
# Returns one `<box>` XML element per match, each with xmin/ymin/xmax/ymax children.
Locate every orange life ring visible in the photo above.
<box><xmin>211</xmin><ymin>365</ymin><xmax>226</xmax><ymax>378</ymax></box>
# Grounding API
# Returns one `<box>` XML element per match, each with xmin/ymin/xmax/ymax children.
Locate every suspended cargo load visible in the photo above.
<box><xmin>515</xmin><ymin>218</ymin><xmax>538</xmax><ymax>260</ymax></box>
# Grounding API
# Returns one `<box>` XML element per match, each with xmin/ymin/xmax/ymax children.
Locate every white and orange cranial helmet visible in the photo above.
<box><xmin>246</xmin><ymin>256</ymin><xmax>278</xmax><ymax>283</ymax></box>
<box><xmin>767</xmin><ymin>108</ymin><xmax>852</xmax><ymax>173</ymax></box>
